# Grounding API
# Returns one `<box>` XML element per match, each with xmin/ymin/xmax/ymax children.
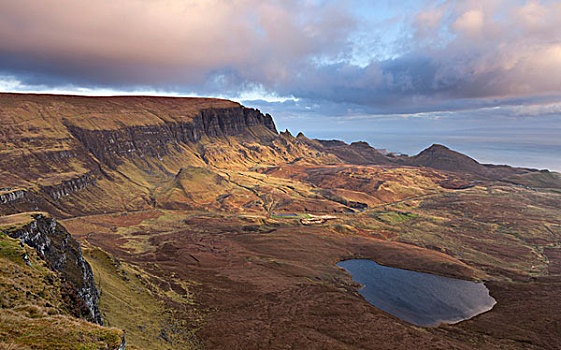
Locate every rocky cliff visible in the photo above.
<box><xmin>0</xmin><ymin>94</ymin><xmax>276</xmax><ymax>177</ymax></box>
<box><xmin>0</xmin><ymin>212</ymin><xmax>102</xmax><ymax>324</ymax></box>
<box><xmin>65</xmin><ymin>106</ymin><xmax>277</xmax><ymax>168</ymax></box>
<box><xmin>41</xmin><ymin>173</ymin><xmax>96</xmax><ymax>200</ymax></box>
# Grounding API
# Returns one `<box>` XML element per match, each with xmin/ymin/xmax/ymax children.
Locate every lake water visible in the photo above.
<box><xmin>336</xmin><ymin>259</ymin><xmax>496</xmax><ymax>327</ymax></box>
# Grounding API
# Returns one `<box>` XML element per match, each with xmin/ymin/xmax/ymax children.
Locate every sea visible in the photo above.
<box><xmin>300</xmin><ymin>127</ymin><xmax>560</xmax><ymax>172</ymax></box>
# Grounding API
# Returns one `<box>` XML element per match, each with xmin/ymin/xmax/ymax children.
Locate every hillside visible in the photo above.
<box><xmin>0</xmin><ymin>93</ymin><xmax>338</xmax><ymax>217</ymax></box>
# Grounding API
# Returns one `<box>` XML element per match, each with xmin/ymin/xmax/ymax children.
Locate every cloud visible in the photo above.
<box><xmin>0</xmin><ymin>0</ymin><xmax>560</xmax><ymax>116</ymax></box>
<box><xmin>278</xmin><ymin>0</ymin><xmax>561</xmax><ymax>112</ymax></box>
<box><xmin>0</xmin><ymin>0</ymin><xmax>353</xmax><ymax>88</ymax></box>
<box><xmin>452</xmin><ymin>9</ymin><xmax>485</xmax><ymax>38</ymax></box>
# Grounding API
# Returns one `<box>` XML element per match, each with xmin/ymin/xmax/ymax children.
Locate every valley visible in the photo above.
<box><xmin>0</xmin><ymin>93</ymin><xmax>560</xmax><ymax>349</ymax></box>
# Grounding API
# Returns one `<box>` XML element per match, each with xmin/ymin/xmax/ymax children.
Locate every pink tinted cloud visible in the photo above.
<box><xmin>0</xmin><ymin>0</ymin><xmax>353</xmax><ymax>85</ymax></box>
<box><xmin>412</xmin><ymin>0</ymin><xmax>561</xmax><ymax>99</ymax></box>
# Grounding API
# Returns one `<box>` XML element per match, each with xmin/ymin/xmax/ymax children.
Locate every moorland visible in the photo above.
<box><xmin>0</xmin><ymin>93</ymin><xmax>560</xmax><ymax>349</ymax></box>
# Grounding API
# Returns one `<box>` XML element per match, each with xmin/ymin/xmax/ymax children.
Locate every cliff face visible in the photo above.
<box><xmin>66</xmin><ymin>106</ymin><xmax>277</xmax><ymax>168</ymax></box>
<box><xmin>1</xmin><ymin>213</ymin><xmax>102</xmax><ymax>324</ymax></box>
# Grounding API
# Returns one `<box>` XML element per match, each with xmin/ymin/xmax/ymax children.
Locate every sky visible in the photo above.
<box><xmin>1</xmin><ymin>0</ymin><xmax>560</xmax><ymax>170</ymax></box>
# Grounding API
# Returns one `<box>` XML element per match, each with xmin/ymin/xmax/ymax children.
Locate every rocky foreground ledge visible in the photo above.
<box><xmin>0</xmin><ymin>212</ymin><xmax>127</xmax><ymax>349</ymax></box>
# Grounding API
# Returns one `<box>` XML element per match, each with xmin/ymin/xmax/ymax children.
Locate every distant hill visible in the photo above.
<box><xmin>401</xmin><ymin>144</ymin><xmax>535</xmax><ymax>179</ymax></box>
<box><xmin>404</xmin><ymin>144</ymin><xmax>486</xmax><ymax>174</ymax></box>
<box><xmin>296</xmin><ymin>135</ymin><xmax>536</xmax><ymax>180</ymax></box>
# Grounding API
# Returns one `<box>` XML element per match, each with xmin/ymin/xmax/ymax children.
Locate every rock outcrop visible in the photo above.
<box><xmin>118</xmin><ymin>332</ymin><xmax>127</xmax><ymax>350</ymax></box>
<box><xmin>41</xmin><ymin>173</ymin><xmax>95</xmax><ymax>200</ymax></box>
<box><xmin>0</xmin><ymin>213</ymin><xmax>102</xmax><ymax>324</ymax></box>
<box><xmin>0</xmin><ymin>188</ymin><xmax>27</xmax><ymax>204</ymax></box>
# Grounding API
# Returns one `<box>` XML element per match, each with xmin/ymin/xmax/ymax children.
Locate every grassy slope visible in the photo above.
<box><xmin>505</xmin><ymin>170</ymin><xmax>561</xmax><ymax>189</ymax></box>
<box><xmin>84</xmin><ymin>245</ymin><xmax>200</xmax><ymax>350</ymax></box>
<box><xmin>0</xmin><ymin>212</ymin><xmax>46</xmax><ymax>230</ymax></box>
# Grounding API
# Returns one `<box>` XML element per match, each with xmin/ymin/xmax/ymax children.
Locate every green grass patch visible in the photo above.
<box><xmin>0</xmin><ymin>312</ymin><xmax>124</xmax><ymax>350</ymax></box>
<box><xmin>0</xmin><ymin>233</ymin><xmax>27</xmax><ymax>264</ymax></box>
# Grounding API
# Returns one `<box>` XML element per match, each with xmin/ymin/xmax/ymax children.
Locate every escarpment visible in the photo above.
<box><xmin>0</xmin><ymin>93</ymin><xmax>535</xmax><ymax>218</ymax></box>
<box><xmin>65</xmin><ymin>106</ymin><xmax>277</xmax><ymax>168</ymax></box>
<box><xmin>0</xmin><ymin>213</ymin><xmax>102</xmax><ymax>324</ymax></box>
